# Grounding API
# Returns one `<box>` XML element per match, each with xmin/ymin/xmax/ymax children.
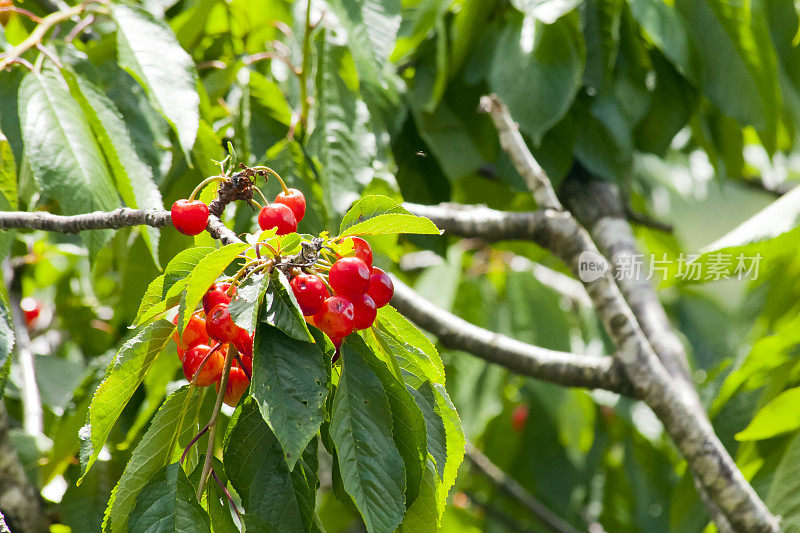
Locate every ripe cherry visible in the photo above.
<box><xmin>367</xmin><ymin>267</ymin><xmax>394</xmax><ymax>307</ymax></box>
<box><xmin>20</xmin><ymin>297</ymin><xmax>40</xmax><ymax>326</ymax></box>
<box><xmin>171</xmin><ymin>199</ymin><xmax>209</xmax><ymax>236</ymax></box>
<box><xmin>349</xmin><ymin>293</ymin><xmax>377</xmax><ymax>330</ymax></box>
<box><xmin>203</xmin><ymin>282</ymin><xmax>234</xmax><ymax>314</ymax></box>
<box><xmin>217</xmin><ymin>367</ymin><xmax>250</xmax><ymax>407</ymax></box>
<box><xmin>337</xmin><ymin>237</ymin><xmax>373</xmax><ymax>268</ymax></box>
<box><xmin>511</xmin><ymin>404</ymin><xmax>529</xmax><ymax>433</ymax></box>
<box><xmin>172</xmin><ymin>313</ymin><xmax>209</xmax><ymax>353</ymax></box>
<box><xmin>258</xmin><ymin>203</ymin><xmax>297</xmax><ymax>235</ymax></box>
<box><xmin>233</xmin><ymin>327</ymin><xmax>253</xmax><ymax>360</ymax></box>
<box><xmin>313</xmin><ymin>296</ymin><xmax>355</xmax><ymax>339</ymax></box>
<box><xmin>274</xmin><ymin>188</ymin><xmax>306</xmax><ymax>223</ymax></box>
<box><xmin>206</xmin><ymin>303</ymin><xmax>239</xmax><ymax>344</ymax></box>
<box><xmin>183</xmin><ymin>344</ymin><xmax>225</xmax><ymax>386</ymax></box>
<box><xmin>329</xmin><ymin>257</ymin><xmax>370</xmax><ymax>297</ymax></box>
<box><xmin>233</xmin><ymin>352</ymin><xmax>253</xmax><ymax>377</ymax></box>
<box><xmin>331</xmin><ymin>337</ymin><xmax>343</xmax><ymax>363</ymax></box>
<box><xmin>290</xmin><ymin>274</ymin><xmax>328</xmax><ymax>315</ymax></box>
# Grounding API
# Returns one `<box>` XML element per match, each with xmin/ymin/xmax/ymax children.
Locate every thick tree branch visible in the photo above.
<box><xmin>478</xmin><ymin>94</ymin><xmax>778</xmax><ymax>532</ymax></box>
<box><xmin>390</xmin><ymin>276</ymin><xmax>633</xmax><ymax>396</ymax></box>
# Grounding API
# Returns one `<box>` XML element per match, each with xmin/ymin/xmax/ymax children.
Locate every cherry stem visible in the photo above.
<box><xmin>232</xmin><ymin>350</ymin><xmax>252</xmax><ymax>380</ymax></box>
<box><xmin>252</xmin><ymin>166</ymin><xmax>290</xmax><ymax>195</ymax></box>
<box><xmin>181</xmin><ymin>423</ymin><xmax>210</xmax><ymax>466</ymax></box>
<box><xmin>187</xmin><ymin>175</ymin><xmax>226</xmax><ymax>202</ymax></box>
<box><xmin>211</xmin><ymin>466</ymin><xmax>243</xmax><ymax>525</ymax></box>
<box><xmin>254</xmin><ymin>241</ymin><xmax>281</xmax><ymax>259</ymax></box>
<box><xmin>252</xmin><ymin>186</ymin><xmax>270</xmax><ymax>206</ymax></box>
<box><xmin>196</xmin><ymin>346</ymin><xmax>235</xmax><ymax>501</ymax></box>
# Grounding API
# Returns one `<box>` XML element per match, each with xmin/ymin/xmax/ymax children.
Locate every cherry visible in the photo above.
<box><xmin>171</xmin><ymin>199</ymin><xmax>209</xmax><ymax>236</ymax></box>
<box><xmin>511</xmin><ymin>404</ymin><xmax>529</xmax><ymax>433</ymax></box>
<box><xmin>329</xmin><ymin>257</ymin><xmax>370</xmax><ymax>297</ymax></box>
<box><xmin>258</xmin><ymin>203</ymin><xmax>297</xmax><ymax>235</ymax></box>
<box><xmin>183</xmin><ymin>344</ymin><xmax>225</xmax><ymax>386</ymax></box>
<box><xmin>20</xmin><ymin>297</ymin><xmax>40</xmax><ymax>326</ymax></box>
<box><xmin>233</xmin><ymin>352</ymin><xmax>253</xmax><ymax>377</ymax></box>
<box><xmin>349</xmin><ymin>293</ymin><xmax>377</xmax><ymax>330</ymax></box>
<box><xmin>367</xmin><ymin>267</ymin><xmax>394</xmax><ymax>307</ymax></box>
<box><xmin>313</xmin><ymin>296</ymin><xmax>355</xmax><ymax>339</ymax></box>
<box><xmin>203</xmin><ymin>282</ymin><xmax>234</xmax><ymax>314</ymax></box>
<box><xmin>233</xmin><ymin>327</ymin><xmax>253</xmax><ymax>360</ymax></box>
<box><xmin>274</xmin><ymin>188</ymin><xmax>306</xmax><ymax>223</ymax></box>
<box><xmin>338</xmin><ymin>237</ymin><xmax>373</xmax><ymax>268</ymax></box>
<box><xmin>217</xmin><ymin>366</ymin><xmax>250</xmax><ymax>407</ymax></box>
<box><xmin>206</xmin><ymin>303</ymin><xmax>239</xmax><ymax>344</ymax></box>
<box><xmin>290</xmin><ymin>274</ymin><xmax>328</xmax><ymax>315</ymax></box>
<box><xmin>331</xmin><ymin>338</ymin><xmax>343</xmax><ymax>363</ymax></box>
<box><xmin>172</xmin><ymin>313</ymin><xmax>209</xmax><ymax>353</ymax></box>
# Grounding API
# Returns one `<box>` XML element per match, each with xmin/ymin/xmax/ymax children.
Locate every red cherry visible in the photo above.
<box><xmin>20</xmin><ymin>297</ymin><xmax>40</xmax><ymax>326</ymax></box>
<box><xmin>329</xmin><ymin>257</ymin><xmax>370</xmax><ymax>297</ymax></box>
<box><xmin>171</xmin><ymin>199</ymin><xmax>209</xmax><ymax>236</ymax></box>
<box><xmin>274</xmin><ymin>188</ymin><xmax>306</xmax><ymax>223</ymax></box>
<box><xmin>203</xmin><ymin>282</ymin><xmax>234</xmax><ymax>314</ymax></box>
<box><xmin>172</xmin><ymin>313</ymin><xmax>209</xmax><ymax>354</ymax></box>
<box><xmin>290</xmin><ymin>274</ymin><xmax>328</xmax><ymax>315</ymax></box>
<box><xmin>206</xmin><ymin>304</ymin><xmax>239</xmax><ymax>344</ymax></box>
<box><xmin>367</xmin><ymin>267</ymin><xmax>394</xmax><ymax>307</ymax></box>
<box><xmin>217</xmin><ymin>367</ymin><xmax>250</xmax><ymax>407</ymax></box>
<box><xmin>183</xmin><ymin>344</ymin><xmax>225</xmax><ymax>386</ymax></box>
<box><xmin>331</xmin><ymin>337</ymin><xmax>343</xmax><ymax>363</ymax></box>
<box><xmin>233</xmin><ymin>353</ymin><xmax>253</xmax><ymax>377</ymax></box>
<box><xmin>233</xmin><ymin>327</ymin><xmax>253</xmax><ymax>360</ymax></box>
<box><xmin>313</xmin><ymin>296</ymin><xmax>355</xmax><ymax>339</ymax></box>
<box><xmin>258</xmin><ymin>203</ymin><xmax>297</xmax><ymax>235</ymax></box>
<box><xmin>511</xmin><ymin>404</ymin><xmax>529</xmax><ymax>433</ymax></box>
<box><xmin>349</xmin><ymin>293</ymin><xmax>377</xmax><ymax>330</ymax></box>
<box><xmin>337</xmin><ymin>237</ymin><xmax>373</xmax><ymax>268</ymax></box>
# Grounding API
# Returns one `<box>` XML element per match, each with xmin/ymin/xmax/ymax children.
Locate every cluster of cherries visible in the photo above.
<box><xmin>172</xmin><ymin>283</ymin><xmax>252</xmax><ymax>407</ymax></box>
<box><xmin>291</xmin><ymin>237</ymin><xmax>394</xmax><ymax>358</ymax></box>
<box><xmin>170</xmin><ymin>172</ymin><xmax>307</xmax><ymax>237</ymax></box>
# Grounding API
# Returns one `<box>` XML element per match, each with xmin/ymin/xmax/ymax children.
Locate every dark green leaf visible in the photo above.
<box><xmin>331</xmin><ymin>342</ymin><xmax>406</xmax><ymax>533</ymax></box>
<box><xmin>224</xmin><ymin>399</ymin><xmax>317</xmax><ymax>532</ymax></box>
<box><xmin>112</xmin><ymin>4</ymin><xmax>200</xmax><ymax>157</ymax></box>
<box><xmin>18</xmin><ymin>71</ymin><xmax>119</xmax><ymax>254</ymax></box>
<box><xmin>251</xmin><ymin>324</ymin><xmax>327</xmax><ymax>469</ymax></box>
<box><xmin>261</xmin><ymin>270</ymin><xmax>314</xmax><ymax>342</ymax></box>
<box><xmin>229</xmin><ymin>273</ymin><xmax>269</xmax><ymax>334</ymax></box>
<box><xmin>128</xmin><ymin>463</ymin><xmax>210</xmax><ymax>533</ymax></box>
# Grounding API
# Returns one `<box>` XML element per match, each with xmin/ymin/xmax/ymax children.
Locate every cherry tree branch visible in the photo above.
<box><xmin>390</xmin><ymin>276</ymin><xmax>633</xmax><ymax>395</ymax></box>
<box><xmin>477</xmin><ymin>94</ymin><xmax>778</xmax><ymax>532</ymax></box>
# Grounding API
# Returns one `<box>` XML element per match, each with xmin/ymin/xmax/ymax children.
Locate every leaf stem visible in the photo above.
<box><xmin>188</xmin><ymin>176</ymin><xmax>226</xmax><ymax>202</ymax></box>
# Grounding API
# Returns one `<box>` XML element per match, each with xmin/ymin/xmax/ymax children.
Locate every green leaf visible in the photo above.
<box><xmin>331</xmin><ymin>342</ymin><xmax>406</xmax><ymax>533</ymax></box>
<box><xmin>0</xmin><ymin>299</ymin><xmax>14</xmax><ymax>396</ymax></box>
<box><xmin>375</xmin><ymin>306</ymin><xmax>445</xmax><ymax>384</ymax></box>
<box><xmin>309</xmin><ymin>38</ymin><xmax>374</xmax><ymax>219</ymax></box>
<box><xmin>178</xmin><ymin>243</ymin><xmax>247</xmax><ymax>332</ymax></box>
<box><xmin>488</xmin><ymin>12</ymin><xmax>585</xmax><ymax>142</ymax></box>
<box><xmin>128</xmin><ymin>463</ymin><xmax>210</xmax><ymax>533</ymax></box>
<box><xmin>63</xmin><ymin>70</ymin><xmax>164</xmax><ymax>267</ymax></box>
<box><xmin>79</xmin><ymin>319</ymin><xmax>175</xmax><ymax>483</ymax></box>
<box><xmin>261</xmin><ymin>270</ymin><xmax>314</xmax><ymax>343</ymax></box>
<box><xmin>767</xmin><ymin>432</ymin><xmax>800</xmax><ymax>531</ymax></box>
<box><xmin>347</xmin><ymin>335</ymin><xmax>427</xmax><ymax>506</ymax></box>
<box><xmin>18</xmin><ymin>71</ymin><xmax>119</xmax><ymax>254</ymax></box>
<box><xmin>251</xmin><ymin>324</ymin><xmax>328</xmax><ymax>470</ymax></box>
<box><xmin>399</xmin><ymin>460</ymin><xmax>440</xmax><ymax>532</ymax></box>
<box><xmin>629</xmin><ymin>0</ymin><xmax>690</xmax><ymax>73</ymax></box>
<box><xmin>228</xmin><ymin>273</ymin><xmax>269</xmax><ymax>334</ymax></box>
<box><xmin>224</xmin><ymin>399</ymin><xmax>317</xmax><ymax>532</ymax></box>
<box><xmin>736</xmin><ymin>387</ymin><xmax>800</xmax><ymax>441</ymax></box>
<box><xmin>112</xmin><ymin>4</ymin><xmax>200</xmax><ymax>158</ymax></box>
<box><xmin>135</xmin><ymin>247</ymin><xmax>214</xmax><ymax>326</ymax></box>
<box><xmin>675</xmin><ymin>0</ymin><xmax>780</xmax><ymax>137</ymax></box>
<box><xmin>105</xmin><ymin>385</ymin><xmax>204</xmax><ymax>533</ymax></box>
<box><xmin>338</xmin><ymin>195</ymin><xmax>440</xmax><ymax>238</ymax></box>
<box><xmin>0</xmin><ymin>134</ymin><xmax>17</xmax><ymax>210</ymax></box>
